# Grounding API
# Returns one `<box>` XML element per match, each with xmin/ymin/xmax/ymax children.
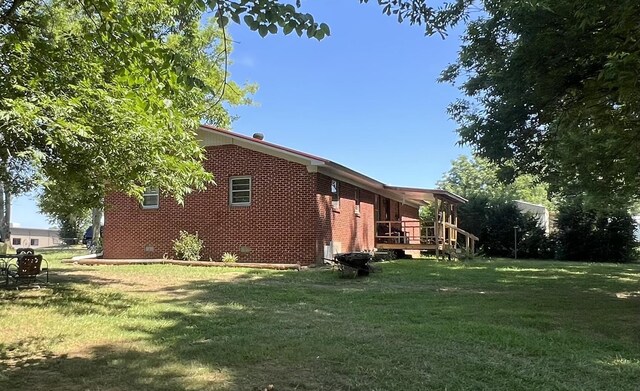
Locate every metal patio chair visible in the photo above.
<box><xmin>6</xmin><ymin>254</ymin><xmax>49</xmax><ymax>287</ymax></box>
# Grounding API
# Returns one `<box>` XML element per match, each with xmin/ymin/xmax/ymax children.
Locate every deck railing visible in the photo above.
<box><xmin>375</xmin><ymin>220</ymin><xmax>478</xmax><ymax>256</ymax></box>
<box><xmin>375</xmin><ymin>220</ymin><xmax>431</xmax><ymax>245</ymax></box>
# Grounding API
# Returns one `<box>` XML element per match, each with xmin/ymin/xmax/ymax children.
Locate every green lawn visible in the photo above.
<box><xmin>1</xmin><ymin>250</ymin><xmax>639</xmax><ymax>390</ymax></box>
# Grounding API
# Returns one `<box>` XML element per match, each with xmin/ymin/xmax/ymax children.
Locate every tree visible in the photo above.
<box><xmin>0</xmin><ymin>153</ymin><xmax>36</xmax><ymax>241</ymax></box>
<box><xmin>3</xmin><ymin>0</ymin><xmax>253</xmax><ymax>196</ymax></box>
<box><xmin>58</xmin><ymin>216</ymin><xmax>90</xmax><ymax>245</ymax></box>
<box><xmin>555</xmin><ymin>197</ymin><xmax>637</xmax><ymax>262</ymax></box>
<box><xmin>437</xmin><ymin>155</ymin><xmax>556</xmax><ymax>258</ymax></box>
<box><xmin>38</xmin><ymin>182</ymin><xmax>91</xmax><ymax>244</ymax></box>
<box><xmin>437</xmin><ymin>155</ymin><xmax>553</xmax><ymax>209</ymax></box>
<box><xmin>440</xmin><ymin>0</ymin><xmax>640</xmax><ymax>208</ymax></box>
<box><xmin>454</xmin><ymin>195</ymin><xmax>552</xmax><ymax>259</ymax></box>
<box><xmin>1</xmin><ymin>1</ymin><xmax>256</xmax><ymax>239</ymax></box>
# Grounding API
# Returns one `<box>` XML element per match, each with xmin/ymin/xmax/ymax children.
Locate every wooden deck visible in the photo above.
<box><xmin>375</xmin><ymin>218</ymin><xmax>478</xmax><ymax>258</ymax></box>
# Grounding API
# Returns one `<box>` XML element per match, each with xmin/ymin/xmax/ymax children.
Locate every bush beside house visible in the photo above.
<box><xmin>457</xmin><ymin>196</ymin><xmax>637</xmax><ymax>262</ymax></box>
<box><xmin>457</xmin><ymin>196</ymin><xmax>553</xmax><ymax>259</ymax></box>
<box><xmin>555</xmin><ymin>199</ymin><xmax>637</xmax><ymax>262</ymax></box>
<box><xmin>172</xmin><ymin>231</ymin><xmax>203</xmax><ymax>262</ymax></box>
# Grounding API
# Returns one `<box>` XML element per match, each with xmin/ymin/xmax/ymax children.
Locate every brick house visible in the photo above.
<box><xmin>104</xmin><ymin>126</ymin><xmax>474</xmax><ymax>265</ymax></box>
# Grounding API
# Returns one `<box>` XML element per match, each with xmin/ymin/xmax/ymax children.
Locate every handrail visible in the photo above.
<box><xmin>375</xmin><ymin>220</ymin><xmax>423</xmax><ymax>225</ymax></box>
<box><xmin>444</xmin><ymin>222</ymin><xmax>479</xmax><ymax>241</ymax></box>
<box><xmin>375</xmin><ymin>221</ymin><xmax>478</xmax><ymax>245</ymax></box>
<box><xmin>375</xmin><ymin>221</ymin><xmax>478</xmax><ymax>239</ymax></box>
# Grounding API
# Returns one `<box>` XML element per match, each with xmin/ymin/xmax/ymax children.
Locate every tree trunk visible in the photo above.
<box><xmin>0</xmin><ymin>181</ymin><xmax>4</xmax><ymax>241</ymax></box>
<box><xmin>0</xmin><ymin>181</ymin><xmax>10</xmax><ymax>243</ymax></box>
<box><xmin>5</xmin><ymin>186</ymin><xmax>11</xmax><ymax>239</ymax></box>
<box><xmin>91</xmin><ymin>207</ymin><xmax>102</xmax><ymax>242</ymax></box>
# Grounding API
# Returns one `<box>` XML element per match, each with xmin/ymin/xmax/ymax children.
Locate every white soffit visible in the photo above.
<box><xmin>196</xmin><ymin>128</ymin><xmax>233</xmax><ymax>146</ymax></box>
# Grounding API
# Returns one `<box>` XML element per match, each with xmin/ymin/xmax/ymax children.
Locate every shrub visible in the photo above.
<box><xmin>221</xmin><ymin>252</ymin><xmax>238</xmax><ymax>263</ymax></box>
<box><xmin>172</xmin><ymin>231</ymin><xmax>203</xmax><ymax>262</ymax></box>
<box><xmin>556</xmin><ymin>198</ymin><xmax>637</xmax><ymax>262</ymax></box>
<box><xmin>458</xmin><ymin>196</ymin><xmax>551</xmax><ymax>259</ymax></box>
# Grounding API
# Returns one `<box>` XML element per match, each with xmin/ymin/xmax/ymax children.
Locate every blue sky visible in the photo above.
<box><xmin>13</xmin><ymin>0</ymin><xmax>470</xmax><ymax>229</ymax></box>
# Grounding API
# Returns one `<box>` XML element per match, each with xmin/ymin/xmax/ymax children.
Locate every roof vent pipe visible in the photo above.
<box><xmin>252</xmin><ymin>132</ymin><xmax>264</xmax><ymax>140</ymax></box>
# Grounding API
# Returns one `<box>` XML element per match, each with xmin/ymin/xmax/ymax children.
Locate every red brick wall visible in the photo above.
<box><xmin>316</xmin><ymin>174</ymin><xmax>377</xmax><ymax>258</ymax></box>
<box><xmin>104</xmin><ymin>144</ymin><xmax>422</xmax><ymax>264</ymax></box>
<box><xmin>104</xmin><ymin>145</ymin><xmax>318</xmax><ymax>264</ymax></box>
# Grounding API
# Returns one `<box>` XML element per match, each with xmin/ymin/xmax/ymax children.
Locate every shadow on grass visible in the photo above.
<box><xmin>2</xmin><ymin>259</ymin><xmax>640</xmax><ymax>390</ymax></box>
<box><xmin>1</xmin><ymin>267</ymin><xmax>143</xmax><ymax>317</ymax></box>
<box><xmin>1</xmin><ymin>343</ymin><xmax>221</xmax><ymax>391</ymax></box>
<box><xmin>1</xmin><ymin>286</ymin><xmax>136</xmax><ymax>317</ymax></box>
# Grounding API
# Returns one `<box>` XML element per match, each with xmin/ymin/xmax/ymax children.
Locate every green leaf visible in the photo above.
<box><xmin>243</xmin><ymin>14</ymin><xmax>254</xmax><ymax>27</ymax></box>
<box><xmin>306</xmin><ymin>26</ymin><xmax>316</xmax><ymax>38</ymax></box>
<box><xmin>218</xmin><ymin>16</ymin><xmax>229</xmax><ymax>28</ymax></box>
<box><xmin>319</xmin><ymin>22</ymin><xmax>331</xmax><ymax>36</ymax></box>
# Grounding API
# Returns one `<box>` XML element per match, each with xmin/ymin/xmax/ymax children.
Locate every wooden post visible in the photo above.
<box><xmin>453</xmin><ymin>204</ymin><xmax>458</xmax><ymax>245</ymax></box>
<box><xmin>434</xmin><ymin>198</ymin><xmax>439</xmax><ymax>259</ymax></box>
<box><xmin>465</xmin><ymin>234</ymin><xmax>470</xmax><ymax>258</ymax></box>
<box><xmin>447</xmin><ymin>203</ymin><xmax>453</xmax><ymax>247</ymax></box>
<box><xmin>441</xmin><ymin>201</ymin><xmax>447</xmax><ymax>257</ymax></box>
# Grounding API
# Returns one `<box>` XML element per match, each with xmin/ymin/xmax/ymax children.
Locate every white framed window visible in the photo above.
<box><xmin>142</xmin><ymin>187</ymin><xmax>159</xmax><ymax>209</ymax></box>
<box><xmin>30</xmin><ymin>238</ymin><xmax>39</xmax><ymax>246</ymax></box>
<box><xmin>230</xmin><ymin>176</ymin><xmax>251</xmax><ymax>206</ymax></box>
<box><xmin>12</xmin><ymin>238</ymin><xmax>21</xmax><ymax>246</ymax></box>
<box><xmin>355</xmin><ymin>188</ymin><xmax>361</xmax><ymax>215</ymax></box>
<box><xmin>331</xmin><ymin>179</ymin><xmax>340</xmax><ymax>209</ymax></box>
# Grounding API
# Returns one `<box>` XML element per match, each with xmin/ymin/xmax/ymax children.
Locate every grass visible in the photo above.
<box><xmin>1</xmin><ymin>250</ymin><xmax>639</xmax><ymax>390</ymax></box>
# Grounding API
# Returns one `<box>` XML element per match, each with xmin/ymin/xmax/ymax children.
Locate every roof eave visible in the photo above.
<box><xmin>383</xmin><ymin>185</ymin><xmax>468</xmax><ymax>204</ymax></box>
<box><xmin>198</xmin><ymin>125</ymin><xmax>466</xmax><ymax>206</ymax></box>
<box><xmin>199</xmin><ymin>125</ymin><xmax>327</xmax><ymax>166</ymax></box>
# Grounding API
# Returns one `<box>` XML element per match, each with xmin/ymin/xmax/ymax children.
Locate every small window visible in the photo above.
<box><xmin>30</xmin><ymin>238</ymin><xmax>39</xmax><ymax>246</ymax></box>
<box><xmin>331</xmin><ymin>179</ymin><xmax>340</xmax><ymax>209</ymax></box>
<box><xmin>142</xmin><ymin>187</ymin><xmax>159</xmax><ymax>209</ymax></box>
<box><xmin>355</xmin><ymin>188</ymin><xmax>360</xmax><ymax>214</ymax></box>
<box><xmin>230</xmin><ymin>177</ymin><xmax>251</xmax><ymax>206</ymax></box>
<box><xmin>12</xmin><ymin>238</ymin><xmax>21</xmax><ymax>246</ymax></box>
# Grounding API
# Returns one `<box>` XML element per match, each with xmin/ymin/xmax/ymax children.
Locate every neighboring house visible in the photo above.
<box><xmin>633</xmin><ymin>216</ymin><xmax>640</xmax><ymax>242</ymax></box>
<box><xmin>104</xmin><ymin>126</ymin><xmax>474</xmax><ymax>265</ymax></box>
<box><xmin>515</xmin><ymin>200</ymin><xmax>552</xmax><ymax>234</ymax></box>
<box><xmin>9</xmin><ymin>226</ymin><xmax>60</xmax><ymax>248</ymax></box>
